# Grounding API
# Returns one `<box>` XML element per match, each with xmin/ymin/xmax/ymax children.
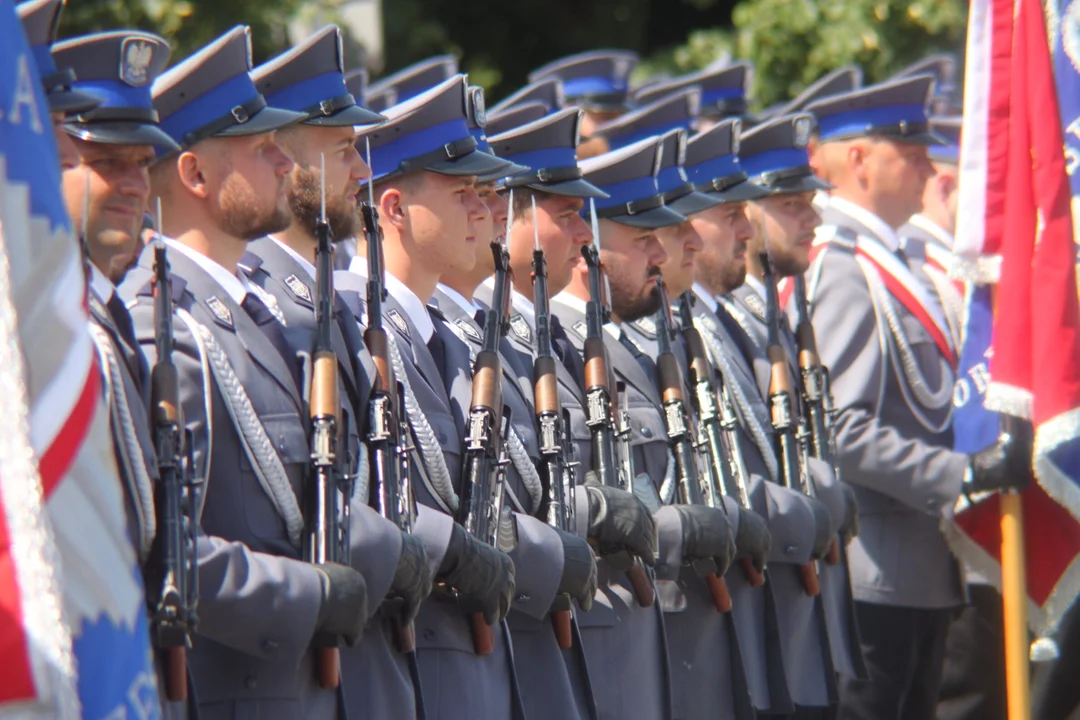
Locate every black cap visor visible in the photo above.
<box><xmin>608</xmin><ymin>203</ymin><xmax>686</xmax><ymax>229</ymax></box>
<box><xmin>305</xmin><ymin>103</ymin><xmax>386</xmax><ymax>127</ymax></box>
<box><xmin>702</xmin><ymin>178</ymin><xmax>772</xmax><ymax>203</ymax></box>
<box><xmin>65</xmin><ymin>121</ymin><xmax>181</xmax><ymax>152</ymax></box>
<box><xmin>477</xmin><ymin>156</ymin><xmax>532</xmax><ymax>184</ymax></box>
<box><xmin>527</xmin><ymin>176</ymin><xmax>608</xmax><ymax>198</ymax></box>
<box><xmin>758</xmin><ymin>173</ymin><xmax>833</xmax><ymax>196</ymax></box>
<box><xmin>666</xmin><ymin>188</ymin><xmax>723</xmax><ymax>216</ymax></box>
<box><xmin>425</xmin><ymin>147</ymin><xmax>516</xmax><ymax>177</ymax></box>
<box><xmin>217</xmin><ymin>105</ymin><xmax>308</xmax><ymax>137</ymax></box>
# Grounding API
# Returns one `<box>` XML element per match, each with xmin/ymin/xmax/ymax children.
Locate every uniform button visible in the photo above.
<box><xmin>516</xmin><ymin>593</ymin><xmax>530</xmax><ymax>603</ymax></box>
<box><xmin>784</xmin><ymin>544</ymin><xmax>797</xmax><ymax>555</ymax></box>
<box><xmin>438</xmin><ymin>432</ymin><xmax>447</xmax><ymax>444</ymax></box>
<box><xmin>245</xmin><ymin>675</ymin><xmax>258</xmax><ymax>689</ymax></box>
<box><xmin>422</xmin><ymin>628</ymin><xmax>436</xmax><ymax>641</ymax></box>
<box><xmin>641</xmin><ymin>427</ymin><xmax>653</xmax><ymax>438</ymax></box>
<box><xmin>260</xmin><ymin>638</ymin><xmax>279</xmax><ymax>655</ymax></box>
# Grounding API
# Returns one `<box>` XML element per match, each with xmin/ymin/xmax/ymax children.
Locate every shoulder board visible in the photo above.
<box><xmin>238</xmin><ymin>250</ymin><xmax>264</xmax><ymax>274</ymax></box>
<box><xmin>509</xmin><ymin>314</ymin><xmax>531</xmax><ymax>344</ymax></box>
<box><xmin>628</xmin><ymin>315</ymin><xmax>656</xmax><ymax>339</ymax></box>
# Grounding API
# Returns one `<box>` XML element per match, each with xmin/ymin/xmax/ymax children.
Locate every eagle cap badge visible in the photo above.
<box><xmin>120</xmin><ymin>38</ymin><xmax>154</xmax><ymax>87</ymax></box>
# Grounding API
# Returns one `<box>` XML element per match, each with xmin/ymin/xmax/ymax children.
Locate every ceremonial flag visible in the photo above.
<box><xmin>947</xmin><ymin>0</ymin><xmax>1080</xmax><ymax>642</ymax></box>
<box><xmin>1</xmin><ymin>3</ymin><xmax>160</xmax><ymax>717</ymax></box>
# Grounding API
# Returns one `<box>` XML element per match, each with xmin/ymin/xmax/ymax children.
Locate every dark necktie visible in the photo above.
<box><xmin>715</xmin><ymin>303</ymin><xmax>758</xmax><ymax>368</ymax></box>
<box><xmin>474</xmin><ymin>307</ymin><xmax>486</xmax><ymax>329</ymax></box>
<box><xmin>241</xmin><ymin>293</ymin><xmax>302</xmax><ymax>391</ymax></box>
<box><xmin>426</xmin><ymin>308</ymin><xmax>447</xmax><ymax>372</ymax></box>
<box><xmin>106</xmin><ymin>293</ymin><xmax>147</xmax><ymax>391</ymax></box>
<box><xmin>549</xmin><ymin>315</ymin><xmax>585</xmax><ymax>385</ymax></box>
<box><xmin>619</xmin><ymin>327</ymin><xmax>656</xmax><ymax>377</ymax></box>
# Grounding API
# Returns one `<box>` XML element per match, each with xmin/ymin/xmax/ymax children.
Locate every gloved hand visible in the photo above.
<box><xmin>439</xmin><ymin>524</ymin><xmax>516</xmax><ymax>625</ymax></box>
<box><xmin>733</xmin><ymin>507</ymin><xmax>771</xmax><ymax>574</ymax></box>
<box><xmin>554</xmin><ymin>527</ymin><xmax>598</xmax><ymax>611</ymax></box>
<box><xmin>805</xmin><ymin>496</ymin><xmax>833</xmax><ymax>561</ymax></box>
<box><xmin>314</xmin><ymin>563</ymin><xmax>369</xmax><ymax>646</ymax></box>
<box><xmin>388</xmin><ymin>532</ymin><xmax>434</xmax><ymax>624</ymax></box>
<box><xmin>966</xmin><ymin>423</ymin><xmax>1033</xmax><ymax>495</ymax></box>
<box><xmin>839</xmin><ymin>483</ymin><xmax>860</xmax><ymax>546</ymax></box>
<box><xmin>584</xmin><ymin>473</ymin><xmax>657</xmax><ymax>565</ymax></box>
<box><xmin>673</xmin><ymin>504</ymin><xmax>736</xmax><ymax>575</ymax></box>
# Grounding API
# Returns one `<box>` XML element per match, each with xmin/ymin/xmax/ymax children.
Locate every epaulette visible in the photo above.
<box><xmin>627</xmin><ymin>315</ymin><xmax>656</xmax><ymax>340</ymax></box>
<box><xmin>238</xmin><ymin>250</ymin><xmax>265</xmax><ymax>275</ymax></box>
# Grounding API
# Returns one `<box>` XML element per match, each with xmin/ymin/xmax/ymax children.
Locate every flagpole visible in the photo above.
<box><xmin>1000</xmin><ymin>487</ymin><xmax>1031</xmax><ymax>720</ymax></box>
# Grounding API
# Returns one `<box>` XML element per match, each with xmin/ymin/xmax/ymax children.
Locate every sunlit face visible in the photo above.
<box><xmin>859</xmin><ymin>139</ymin><xmax>936</xmax><ymax>228</ymax></box>
<box><xmin>749</xmin><ymin>191</ymin><xmax>821</xmax><ymax>277</ymax></box>
<box><xmin>599</xmin><ymin>218</ymin><xmax>668</xmax><ymax>323</ymax></box>
<box><xmin>509</xmin><ymin>193</ymin><xmax>591</xmax><ymax>295</ymax></box>
<box><xmin>472</xmin><ymin>180</ymin><xmax>508</xmax><ymax>279</ymax></box>
<box><xmin>283</xmin><ymin>125</ymin><xmax>370</xmax><ymax>240</ymax></box>
<box><xmin>399</xmin><ymin>172</ymin><xmax>488</xmax><ymax>276</ymax></box>
<box><xmin>692</xmin><ymin>201</ymin><xmax>755</xmax><ymax>295</ymax></box>
<box><xmin>655</xmin><ymin>219</ymin><xmax>704</xmax><ymax>297</ymax></box>
<box><xmin>62</xmin><ymin>139</ymin><xmax>155</xmax><ymax>282</ymax></box>
<box><xmin>202</xmin><ymin>132</ymin><xmax>295</xmax><ymax>241</ymax></box>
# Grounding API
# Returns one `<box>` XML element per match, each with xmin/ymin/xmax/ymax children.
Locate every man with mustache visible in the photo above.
<box><xmin>120</xmin><ymin>27</ymin><xmax>370</xmax><ymax>719</ymax></box>
<box><xmin>237</xmin><ymin>27</ymin><xmax>442</xmax><ymax>718</ymax></box>
<box><xmin>334</xmin><ymin>75</ymin><xmax>522</xmax><ymax>720</ymax></box>
<box><xmin>718</xmin><ymin>113</ymin><xmax>867</xmax><ymax>716</ymax></box>
<box><xmin>434</xmin><ymin>103</ymin><xmax>601</xmax><ymax>720</ymax></box>
<box><xmin>801</xmin><ymin>78</ymin><xmax>1029</xmax><ymax>720</ymax></box>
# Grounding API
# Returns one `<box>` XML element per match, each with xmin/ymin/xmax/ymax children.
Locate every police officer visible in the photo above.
<box><xmin>802</xmin><ymin>77</ymin><xmax>1029</xmax><ymax>720</ymax></box>
<box><xmin>120</xmin><ymin>27</ymin><xmax>370</xmax><ymax>719</ymax></box>
<box><xmin>432</xmin><ymin>89</ymin><xmax>600</xmax><ymax>720</ymax></box>
<box><xmin>722</xmin><ymin>113</ymin><xmax>868</xmax><ymax>703</ymax></box>
<box><xmin>684</xmin><ymin>117</ymin><xmax>841</xmax><ymax>718</ymax></box>
<box><xmin>49</xmin><ymin>28</ymin><xmax>187</xmax><ymax>717</ymax></box>
<box><xmin>16</xmin><ymin>0</ymin><xmax>101</xmax><ymax>170</ymax></box>
<box><xmin>335</xmin><ymin>75</ymin><xmax>521</xmax><ymax>720</ymax></box>
<box><xmin>243</xmin><ymin>26</ymin><xmax>439</xmax><ymax>718</ymax></box>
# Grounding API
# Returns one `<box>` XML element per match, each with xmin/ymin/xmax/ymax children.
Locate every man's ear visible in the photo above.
<box><xmin>849</xmin><ymin>141</ymin><xmax>869</xmax><ymax>184</ymax></box>
<box><xmin>176</xmin><ymin>149</ymin><xmax>211</xmax><ymax>200</ymax></box>
<box><xmin>379</xmin><ymin>185</ymin><xmax>407</xmax><ymax>231</ymax></box>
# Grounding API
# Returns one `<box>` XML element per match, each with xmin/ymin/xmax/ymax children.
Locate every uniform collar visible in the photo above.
<box><xmin>827</xmin><ymin>195</ymin><xmax>900</xmax><ymax>251</ymax></box>
<box><xmin>166</xmin><ymin>238</ymin><xmax>249</xmax><ymax>303</ymax></box>
<box><xmin>348</xmin><ymin>254</ymin><xmax>434</xmax><ymax>342</ymax></box>
<box><xmin>552</xmin><ymin>290</ymin><xmax>621</xmax><ymax>340</ymax></box>
<box><xmin>267</xmin><ymin>234</ymin><xmax>316</xmax><ymax>280</ymax></box>
<box><xmin>89</xmin><ymin>263</ymin><xmax>115</xmax><ymax>304</ymax></box>
<box><xmin>511</xmin><ymin>289</ymin><xmax>536</xmax><ymax>329</ymax></box>
<box><xmin>692</xmin><ymin>281</ymin><xmax>718</xmax><ymax>311</ymax></box>
<box><xmin>436</xmin><ymin>282</ymin><xmax>481</xmax><ymax>317</ymax></box>
<box><xmin>742</xmin><ymin>273</ymin><xmax>766</xmax><ymax>301</ymax></box>
<box><xmin>907</xmin><ymin>213</ymin><xmax>954</xmax><ymax>250</ymax></box>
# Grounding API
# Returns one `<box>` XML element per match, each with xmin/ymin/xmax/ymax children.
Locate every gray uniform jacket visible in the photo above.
<box><xmin>334</xmin><ymin>270</ymin><xmax>520</xmax><ymax>720</ymax></box>
<box><xmin>549</xmin><ymin>294</ymin><xmax>677</xmax><ymax>720</ymax></box>
<box><xmin>122</xmin><ymin>246</ymin><xmax>340</xmax><ymax>720</ymax></box>
<box><xmin>691</xmin><ymin>290</ymin><xmax>838</xmax><ymax>707</ymax></box>
<box><xmin>433</xmin><ymin>285</ymin><xmax>596</xmax><ymax>720</ymax></box>
<box><xmin>89</xmin><ymin>286</ymin><xmax>193</xmax><ymax>720</ymax></box>
<box><xmin>240</xmin><ymin>239</ymin><xmax>418</xmax><ymax>719</ymax></box>
<box><xmin>721</xmin><ymin>283</ymin><xmax>867</xmax><ymax>680</ymax></box>
<box><xmin>805</xmin><ymin>204</ymin><xmax>967</xmax><ymax>610</ymax></box>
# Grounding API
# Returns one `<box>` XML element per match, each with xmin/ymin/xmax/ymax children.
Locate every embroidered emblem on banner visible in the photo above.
<box><xmin>284</xmin><ymin>274</ymin><xmax>312</xmax><ymax>303</ymax></box>
<box><xmin>509</xmin><ymin>314</ymin><xmax>531</xmax><ymax>344</ymax></box>
<box><xmin>206</xmin><ymin>296</ymin><xmax>232</xmax><ymax>327</ymax></box>
<box><xmin>387</xmin><ymin>308</ymin><xmax>410</xmax><ymax>338</ymax></box>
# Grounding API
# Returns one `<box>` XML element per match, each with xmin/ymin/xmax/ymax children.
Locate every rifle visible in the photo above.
<box><xmin>148</xmin><ymin>198</ymin><xmax>199</xmax><ymax>701</ymax></box>
<box><xmin>760</xmin><ymin>253</ymin><xmax>819</xmax><ymax>597</ymax></box>
<box><xmin>529</xmin><ymin>195</ymin><xmax>576</xmax><ymax>649</ymax></box>
<box><xmin>653</xmin><ymin>278</ymin><xmax>732</xmax><ymax>613</ymax></box>
<box><xmin>676</xmin><ymin>291</ymin><xmax>765</xmax><ymax>587</ymax></box>
<box><xmin>456</xmin><ymin>232</ymin><xmax>513</xmax><ymax>656</ymax></box>
<box><xmin>361</xmin><ymin>139</ymin><xmax>418</xmax><ymax>653</ymax></box>
<box><xmin>791</xmin><ymin>275</ymin><xmax>841</xmax><ymax>565</ymax></box>
<box><xmin>580</xmin><ymin>202</ymin><xmax>654</xmax><ymax>607</ymax></box>
<box><xmin>304</xmin><ymin>155</ymin><xmax>345</xmax><ymax>688</ymax></box>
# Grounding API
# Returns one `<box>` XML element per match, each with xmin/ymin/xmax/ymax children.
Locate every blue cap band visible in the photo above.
<box><xmin>740</xmin><ymin>148</ymin><xmax>809</xmax><ymax>179</ymax></box>
<box><xmin>816</xmin><ymin>103</ymin><xmax>928</xmax><ymax>141</ymax></box>
<box><xmin>563</xmin><ymin>76</ymin><xmax>625</xmax><ymax>98</ymax></box>
<box><xmin>75</xmin><ymin>79</ymin><xmax>152</xmax><ymax>111</ymax></box>
<box><xmin>159</xmin><ymin>72</ymin><xmax>261</xmax><ymax>143</ymax></box>
<box><xmin>700</xmin><ymin>87</ymin><xmax>744</xmax><ymax>106</ymax></box>
<box><xmin>263</xmin><ymin>70</ymin><xmax>350</xmax><ymax>115</ymax></box>
<box><xmin>686</xmin><ymin>153</ymin><xmax>741</xmax><ymax>188</ymax></box>
<box><xmin>591</xmin><ymin>174</ymin><xmax>658</xmax><ymax>211</ymax></box>
<box><xmin>370</xmin><ymin>116</ymin><xmax>471</xmax><ymax>179</ymax></box>
<box><xmin>501</xmin><ymin>146</ymin><xmax>576</xmax><ymax>173</ymax></box>
<box><xmin>656</xmin><ymin>164</ymin><xmax>690</xmax><ymax>194</ymax></box>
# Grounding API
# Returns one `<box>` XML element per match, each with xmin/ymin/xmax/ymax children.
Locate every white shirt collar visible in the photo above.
<box><xmin>742</xmin><ymin>274</ymin><xmax>766</xmax><ymax>300</ymax></box>
<box><xmin>166</xmin><ymin>239</ymin><xmax>249</xmax><ymax>304</ymax></box>
<box><xmin>89</xmin><ymin>263</ymin><xmax>115</xmax><ymax>304</ymax></box>
<box><xmin>511</xmin><ymin>290</ymin><xmax>536</xmax><ymax>330</ymax></box>
<box><xmin>437</xmin><ymin>283</ymin><xmax>481</xmax><ymax>318</ymax></box>
<box><xmin>552</xmin><ymin>291</ymin><xmax>621</xmax><ymax>340</ymax></box>
<box><xmin>827</xmin><ymin>195</ymin><xmax>901</xmax><ymax>251</ymax></box>
<box><xmin>692</xmin><ymin>282</ymin><xmax>718</xmax><ymax>311</ymax></box>
<box><xmin>268</xmin><ymin>235</ymin><xmax>316</xmax><ymax>280</ymax></box>
<box><xmin>347</xmin><ymin>255</ymin><xmax>434</xmax><ymax>342</ymax></box>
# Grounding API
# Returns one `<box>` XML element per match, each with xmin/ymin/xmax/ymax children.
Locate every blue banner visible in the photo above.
<box><xmin>953</xmin><ymin>284</ymin><xmax>1000</xmax><ymax>452</ymax></box>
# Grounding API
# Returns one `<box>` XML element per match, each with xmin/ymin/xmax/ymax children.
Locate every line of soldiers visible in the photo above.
<box><xmin>16</xmin><ymin>0</ymin><xmax>1034</xmax><ymax>716</ymax></box>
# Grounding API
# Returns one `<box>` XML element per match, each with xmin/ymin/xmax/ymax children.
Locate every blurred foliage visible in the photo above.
<box><xmin>53</xmin><ymin>0</ymin><xmax>965</xmax><ymax>108</ymax></box>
